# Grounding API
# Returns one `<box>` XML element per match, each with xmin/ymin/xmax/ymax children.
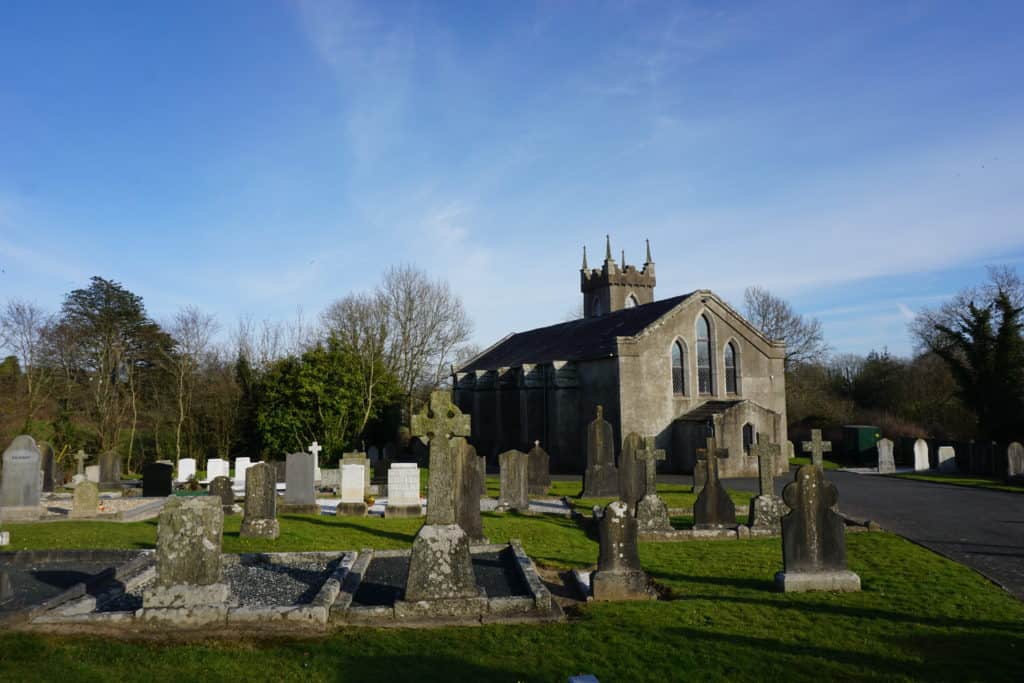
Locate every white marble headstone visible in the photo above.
<box><xmin>937</xmin><ymin>446</ymin><xmax>957</xmax><ymax>473</ymax></box>
<box><xmin>387</xmin><ymin>463</ymin><xmax>420</xmax><ymax>507</ymax></box>
<box><xmin>1007</xmin><ymin>442</ymin><xmax>1024</xmax><ymax>479</ymax></box>
<box><xmin>233</xmin><ymin>457</ymin><xmax>253</xmax><ymax>489</ymax></box>
<box><xmin>85</xmin><ymin>465</ymin><xmax>100</xmax><ymax>483</ymax></box>
<box><xmin>205</xmin><ymin>458</ymin><xmax>229</xmax><ymax>482</ymax></box>
<box><xmin>913</xmin><ymin>439</ymin><xmax>929</xmax><ymax>471</ymax></box>
<box><xmin>176</xmin><ymin>457</ymin><xmax>197</xmax><ymax>484</ymax></box>
<box><xmin>341</xmin><ymin>464</ymin><xmax>365</xmax><ymax>504</ymax></box>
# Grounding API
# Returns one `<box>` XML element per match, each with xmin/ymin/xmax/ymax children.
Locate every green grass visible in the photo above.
<box><xmin>789</xmin><ymin>456</ymin><xmax>842</xmax><ymax>470</ymax></box>
<box><xmin>2</xmin><ymin>507</ymin><xmax>1022</xmax><ymax>681</ymax></box>
<box><xmin>890</xmin><ymin>472</ymin><xmax>1024</xmax><ymax>494</ymax></box>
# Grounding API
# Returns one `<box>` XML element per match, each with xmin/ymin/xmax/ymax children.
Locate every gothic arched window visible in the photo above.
<box><xmin>671</xmin><ymin>341</ymin><xmax>685</xmax><ymax>395</ymax></box>
<box><xmin>625</xmin><ymin>294</ymin><xmax>639</xmax><ymax>309</ymax></box>
<box><xmin>742</xmin><ymin>423</ymin><xmax>755</xmax><ymax>453</ymax></box>
<box><xmin>725</xmin><ymin>341</ymin><xmax>738</xmax><ymax>394</ymax></box>
<box><xmin>697</xmin><ymin>315</ymin><xmax>713</xmax><ymax>395</ymax></box>
<box><xmin>592</xmin><ymin>296</ymin><xmax>603</xmax><ymax>317</ymax></box>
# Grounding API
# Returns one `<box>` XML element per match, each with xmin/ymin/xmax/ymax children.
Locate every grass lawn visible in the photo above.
<box><xmin>889</xmin><ymin>472</ymin><xmax>1024</xmax><ymax>494</ymax></box>
<box><xmin>2</xmin><ymin>510</ymin><xmax>1021</xmax><ymax>682</ymax></box>
<box><xmin>789</xmin><ymin>456</ymin><xmax>842</xmax><ymax>470</ymax></box>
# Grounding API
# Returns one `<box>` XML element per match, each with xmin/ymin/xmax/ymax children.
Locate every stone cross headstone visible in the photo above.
<box><xmin>591</xmin><ymin>500</ymin><xmax>654</xmax><ymax>601</ymax></box>
<box><xmin>527</xmin><ymin>441</ymin><xmax>551</xmax><ymax>497</ymax></box>
<box><xmin>39</xmin><ymin>442</ymin><xmax>57</xmax><ymax>492</ymax></box>
<box><xmin>336</xmin><ymin>464</ymin><xmax>367</xmax><ymax>516</ymax></box>
<box><xmin>937</xmin><ymin>446</ymin><xmax>957</xmax><ymax>473</ymax></box>
<box><xmin>748</xmin><ymin>439</ymin><xmax>785</xmax><ymax>532</ymax></box>
<box><xmin>209</xmin><ymin>476</ymin><xmax>235</xmax><ymax>513</ymax></box>
<box><xmin>635</xmin><ymin>436</ymin><xmax>671</xmax><ymax>532</ymax></box>
<box><xmin>693</xmin><ymin>437</ymin><xmax>736</xmax><ymax>529</ymax></box>
<box><xmin>775</xmin><ymin>465</ymin><xmax>860</xmax><ymax>592</ymax></box>
<box><xmin>876</xmin><ymin>438</ymin><xmax>895</xmax><ymax>474</ymax></box>
<box><xmin>1006</xmin><ymin>442</ymin><xmax>1024</xmax><ymax>480</ymax></box>
<box><xmin>802</xmin><ymin>430</ymin><xmax>832</xmax><ymax>468</ymax></box>
<box><xmin>142</xmin><ymin>497</ymin><xmax>229</xmax><ymax>621</ymax></box>
<box><xmin>70</xmin><ymin>480</ymin><xmax>99</xmax><ymax>518</ymax></box>
<box><xmin>618</xmin><ymin>432</ymin><xmax>646</xmax><ymax>509</ymax></box>
<box><xmin>913</xmin><ymin>439</ymin><xmax>930</xmax><ymax>471</ymax></box>
<box><xmin>240</xmin><ymin>462</ymin><xmax>279</xmax><ymax>538</ymax></box>
<box><xmin>583</xmin><ymin>405</ymin><xmax>619</xmax><ymax>497</ymax></box>
<box><xmin>74</xmin><ymin>449</ymin><xmax>88</xmax><ymax>476</ymax></box>
<box><xmin>497</xmin><ymin>449</ymin><xmax>530</xmax><ymax>512</ymax></box>
<box><xmin>142</xmin><ymin>462</ymin><xmax>173</xmax><ymax>497</ymax></box>
<box><xmin>233</xmin><ymin>457</ymin><xmax>253</xmax><ymax>490</ymax></box>
<box><xmin>385</xmin><ymin>463</ymin><xmax>422</xmax><ymax>518</ymax></box>
<box><xmin>308</xmin><ymin>441</ymin><xmax>323</xmax><ymax>484</ymax></box>
<box><xmin>282</xmin><ymin>452</ymin><xmax>318</xmax><ymax>514</ymax></box>
<box><xmin>0</xmin><ymin>435</ymin><xmax>42</xmax><ymax>520</ymax></box>
<box><xmin>341</xmin><ymin>451</ymin><xmax>371</xmax><ymax>492</ymax></box>
<box><xmin>405</xmin><ymin>390</ymin><xmax>479</xmax><ymax>602</ymax></box>
<box><xmin>99</xmin><ymin>451</ymin><xmax>121</xmax><ymax>485</ymax></box>
<box><xmin>176</xmin><ymin>457</ymin><xmax>197</xmax><ymax>484</ymax></box>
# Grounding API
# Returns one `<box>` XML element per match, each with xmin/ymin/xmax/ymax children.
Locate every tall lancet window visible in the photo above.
<box><xmin>592</xmin><ymin>296</ymin><xmax>603</xmax><ymax>316</ymax></box>
<box><xmin>672</xmin><ymin>341</ymin><xmax>685</xmax><ymax>395</ymax></box>
<box><xmin>697</xmin><ymin>315</ymin><xmax>713</xmax><ymax>395</ymax></box>
<box><xmin>725</xmin><ymin>341</ymin><xmax>738</xmax><ymax>395</ymax></box>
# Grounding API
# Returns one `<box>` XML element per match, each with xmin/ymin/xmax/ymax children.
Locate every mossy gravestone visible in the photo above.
<box><xmin>240</xmin><ymin>462</ymin><xmax>279</xmax><ymax>539</ymax></box>
<box><xmin>775</xmin><ymin>465</ymin><xmax>860</xmax><ymax>592</ymax></box>
<box><xmin>591</xmin><ymin>500</ymin><xmax>655</xmax><ymax>601</ymax></box>
<box><xmin>456</xmin><ymin>439</ymin><xmax>487</xmax><ymax>543</ymax></box>
<box><xmin>635</xmin><ymin>436</ymin><xmax>671</xmax><ymax>532</ymax></box>
<box><xmin>876</xmin><ymin>438</ymin><xmax>895</xmax><ymax>474</ymax></box>
<box><xmin>70</xmin><ymin>480</ymin><xmax>99</xmax><ymax>518</ymax></box>
<box><xmin>497</xmin><ymin>449</ymin><xmax>529</xmax><ymax>512</ymax></box>
<box><xmin>618</xmin><ymin>432</ymin><xmax>646</xmax><ymax>510</ymax></box>
<box><xmin>693</xmin><ymin>437</ymin><xmax>735</xmax><ymax>529</ymax></box>
<box><xmin>583</xmin><ymin>406</ymin><xmax>618</xmax><ymax>497</ymax></box>
<box><xmin>748</xmin><ymin>440</ymin><xmax>785</xmax><ymax>532</ymax></box>
<box><xmin>527</xmin><ymin>441</ymin><xmax>551</xmax><ymax>497</ymax></box>
<box><xmin>209</xmin><ymin>476</ymin><xmax>235</xmax><ymax>513</ymax></box>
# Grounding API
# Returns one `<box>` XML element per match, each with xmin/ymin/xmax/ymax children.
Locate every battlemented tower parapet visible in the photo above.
<box><xmin>581</xmin><ymin>236</ymin><xmax>656</xmax><ymax>318</ymax></box>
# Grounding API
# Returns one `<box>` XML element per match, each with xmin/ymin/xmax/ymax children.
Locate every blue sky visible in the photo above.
<box><xmin>2</xmin><ymin>0</ymin><xmax>1022</xmax><ymax>357</ymax></box>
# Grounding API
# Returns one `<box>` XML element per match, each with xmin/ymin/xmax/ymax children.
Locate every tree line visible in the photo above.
<box><xmin>0</xmin><ymin>265</ymin><xmax>473</xmax><ymax>471</ymax></box>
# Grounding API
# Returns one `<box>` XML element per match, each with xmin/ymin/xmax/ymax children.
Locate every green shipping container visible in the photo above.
<box><xmin>842</xmin><ymin>425</ymin><xmax>881</xmax><ymax>466</ymax></box>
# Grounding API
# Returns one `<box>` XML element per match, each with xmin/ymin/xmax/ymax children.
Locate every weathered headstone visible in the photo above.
<box><xmin>321</xmin><ymin>467</ymin><xmax>341</xmax><ymax>491</ymax></box>
<box><xmin>775</xmin><ymin>465</ymin><xmax>860</xmax><ymax>592</ymax></box>
<box><xmin>142</xmin><ymin>497</ymin><xmax>229</xmax><ymax>622</ymax></box>
<box><xmin>405</xmin><ymin>391</ymin><xmax>479</xmax><ymax>602</ymax></box>
<box><xmin>693</xmin><ymin>437</ymin><xmax>736</xmax><ymax>529</ymax></box>
<box><xmin>913</xmin><ymin>439</ymin><xmax>930</xmax><ymax>471</ymax></box>
<box><xmin>748</xmin><ymin>439</ymin><xmax>785</xmax><ymax>532</ymax></box>
<box><xmin>273</xmin><ymin>460</ymin><xmax>286</xmax><ymax>484</ymax></box>
<box><xmin>583</xmin><ymin>405</ymin><xmax>619</xmax><ymax>497</ymax></box>
<box><xmin>0</xmin><ymin>435</ymin><xmax>41</xmax><ymax>520</ymax></box>
<box><xmin>456</xmin><ymin>439</ymin><xmax>487</xmax><ymax>543</ymax></box>
<box><xmin>99</xmin><ymin>451</ymin><xmax>121</xmax><ymax>485</ymax></box>
<box><xmin>1006</xmin><ymin>442</ymin><xmax>1024</xmax><ymax>480</ymax></box>
<box><xmin>618</xmin><ymin>432</ymin><xmax>646</xmax><ymax>509</ymax></box>
<box><xmin>937</xmin><ymin>446</ymin><xmax>957</xmax><ymax>473</ymax></box>
<box><xmin>240</xmin><ymin>462</ymin><xmax>279</xmax><ymax>539</ymax></box>
<box><xmin>336</xmin><ymin>464</ymin><xmax>367</xmax><ymax>516</ymax></box>
<box><xmin>85</xmin><ymin>465</ymin><xmax>100</xmax><ymax>484</ymax></box>
<box><xmin>785</xmin><ymin>440</ymin><xmax>795</xmax><ymax>461</ymax></box>
<box><xmin>282</xmin><ymin>452</ymin><xmax>318</xmax><ymax>514</ymax></box>
<box><xmin>591</xmin><ymin>500</ymin><xmax>654</xmax><ymax>601</ymax></box>
<box><xmin>176</xmin><ymin>457</ymin><xmax>196</xmax><ymax>484</ymax></box>
<box><xmin>635</xmin><ymin>436</ymin><xmax>671</xmax><ymax>532</ymax></box>
<box><xmin>527</xmin><ymin>440</ymin><xmax>551</xmax><ymax>497</ymax></box>
<box><xmin>802</xmin><ymin>430</ymin><xmax>832</xmax><ymax>468</ymax></box>
<box><xmin>208</xmin><ymin>476</ymin><xmax>235</xmax><ymax>513</ymax></box>
<box><xmin>341</xmin><ymin>451</ymin><xmax>371</xmax><ymax>492</ymax></box>
<box><xmin>876</xmin><ymin>438</ymin><xmax>895</xmax><ymax>474</ymax></box>
<box><xmin>385</xmin><ymin>463</ymin><xmax>422</xmax><ymax>518</ymax></box>
<box><xmin>142</xmin><ymin>462</ymin><xmax>173</xmax><ymax>497</ymax></box>
<box><xmin>70</xmin><ymin>480</ymin><xmax>100</xmax><ymax>518</ymax></box>
<box><xmin>39</xmin><ymin>442</ymin><xmax>57</xmax><ymax>492</ymax></box>
<box><xmin>497</xmin><ymin>449</ymin><xmax>530</xmax><ymax>512</ymax></box>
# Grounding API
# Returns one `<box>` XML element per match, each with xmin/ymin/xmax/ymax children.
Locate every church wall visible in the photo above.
<box><xmin>574</xmin><ymin>357</ymin><xmax>620</xmax><ymax>469</ymax></box>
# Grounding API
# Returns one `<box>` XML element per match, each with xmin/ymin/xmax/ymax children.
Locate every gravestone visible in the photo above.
<box><xmin>176</xmin><ymin>457</ymin><xmax>196</xmax><ymax>484</ymax></box>
<box><xmin>273</xmin><ymin>460</ymin><xmax>287</xmax><ymax>484</ymax></box>
<box><xmin>692</xmin><ymin>456</ymin><xmax>707</xmax><ymax>495</ymax></box>
<box><xmin>70</xmin><ymin>480</ymin><xmax>99</xmax><ymax>518</ymax></box>
<box><xmin>385</xmin><ymin>463</ymin><xmax>421</xmax><ymax>518</ymax></box>
<box><xmin>233</xmin><ymin>457</ymin><xmax>253</xmax><ymax>489</ymax></box>
<box><xmin>405</xmin><ymin>391</ymin><xmax>479</xmax><ymax>602</ymax></box>
<box><xmin>74</xmin><ymin>449</ymin><xmax>88</xmax><ymax>477</ymax></box>
<box><xmin>582</xmin><ymin>405</ymin><xmax>619</xmax><ymax>497</ymax></box>
<box><xmin>99</xmin><ymin>451</ymin><xmax>121</xmax><ymax>485</ymax></box>
<box><xmin>142</xmin><ymin>497</ymin><xmax>229</xmax><ymax>622</ymax></box>
<box><xmin>341</xmin><ymin>451</ymin><xmax>372</xmax><ymax>492</ymax></box>
<box><xmin>142</xmin><ymin>462</ymin><xmax>173</xmax><ymax>497</ymax></box>
<box><xmin>205</xmin><ymin>458</ymin><xmax>229</xmax><ymax>482</ymax></box>
<box><xmin>591</xmin><ymin>500</ymin><xmax>654</xmax><ymax>601</ymax></box>
<box><xmin>85</xmin><ymin>465</ymin><xmax>100</xmax><ymax>484</ymax></box>
<box><xmin>876</xmin><ymin>438</ymin><xmax>895</xmax><ymax>474</ymax></box>
<box><xmin>913</xmin><ymin>439</ymin><xmax>930</xmax><ymax>471</ymax></box>
<box><xmin>937</xmin><ymin>446</ymin><xmax>957</xmax><ymax>473</ymax></box>
<box><xmin>321</xmin><ymin>467</ymin><xmax>340</xmax><ymax>491</ymax></box>
<box><xmin>497</xmin><ymin>449</ymin><xmax>530</xmax><ymax>512</ymax></box>
<box><xmin>635</xmin><ymin>436</ymin><xmax>671</xmax><ymax>532</ymax></box>
<box><xmin>786</xmin><ymin>440</ymin><xmax>795</xmax><ymax>461</ymax></box>
<box><xmin>282</xmin><ymin>452</ymin><xmax>318</xmax><ymax>514</ymax></box>
<box><xmin>527</xmin><ymin>440</ymin><xmax>551</xmax><ymax>497</ymax></box>
<box><xmin>1</xmin><ymin>435</ymin><xmax>41</xmax><ymax>520</ymax></box>
<box><xmin>618</xmin><ymin>432</ymin><xmax>646</xmax><ymax>509</ymax></box>
<box><xmin>240</xmin><ymin>462</ymin><xmax>279</xmax><ymax>539</ymax></box>
<box><xmin>208</xmin><ymin>476</ymin><xmax>235</xmax><ymax>513</ymax></box>
<box><xmin>39</xmin><ymin>442</ymin><xmax>58</xmax><ymax>492</ymax></box>
<box><xmin>775</xmin><ymin>465</ymin><xmax>860</xmax><ymax>592</ymax></box>
<box><xmin>336</xmin><ymin>464</ymin><xmax>367</xmax><ymax>516</ymax></box>
<box><xmin>693</xmin><ymin>438</ymin><xmax>736</xmax><ymax>529</ymax></box>
<box><xmin>802</xmin><ymin>430</ymin><xmax>832</xmax><ymax>468</ymax></box>
<box><xmin>748</xmin><ymin>439</ymin><xmax>785</xmax><ymax>532</ymax></box>
<box><xmin>456</xmin><ymin>439</ymin><xmax>487</xmax><ymax>543</ymax></box>
<box><xmin>1006</xmin><ymin>442</ymin><xmax>1024</xmax><ymax>480</ymax></box>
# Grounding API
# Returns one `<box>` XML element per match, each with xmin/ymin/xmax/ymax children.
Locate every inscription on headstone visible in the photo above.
<box><xmin>1</xmin><ymin>435</ymin><xmax>42</xmax><ymax>519</ymax></box>
<box><xmin>336</xmin><ymin>464</ymin><xmax>367</xmax><ymax>516</ymax></box>
<box><xmin>385</xmin><ymin>463</ymin><xmax>422</xmax><ymax>518</ymax></box>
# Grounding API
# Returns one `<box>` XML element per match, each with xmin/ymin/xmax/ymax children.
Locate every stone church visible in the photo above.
<box><xmin>453</xmin><ymin>238</ymin><xmax>788</xmax><ymax>478</ymax></box>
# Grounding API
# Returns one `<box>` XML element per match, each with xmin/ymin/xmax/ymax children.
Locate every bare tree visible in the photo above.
<box><xmin>163</xmin><ymin>306</ymin><xmax>219</xmax><ymax>465</ymax></box>
<box><xmin>0</xmin><ymin>299</ymin><xmax>53</xmax><ymax>429</ymax></box>
<box><xmin>743</xmin><ymin>286</ymin><xmax>829</xmax><ymax>368</ymax></box>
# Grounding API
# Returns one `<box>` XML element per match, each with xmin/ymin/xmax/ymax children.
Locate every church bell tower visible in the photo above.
<box><xmin>580</xmin><ymin>236</ymin><xmax>656</xmax><ymax>318</ymax></box>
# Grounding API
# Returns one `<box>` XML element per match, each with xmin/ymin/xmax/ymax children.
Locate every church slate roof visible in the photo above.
<box><xmin>459</xmin><ymin>293</ymin><xmax>693</xmax><ymax>372</ymax></box>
